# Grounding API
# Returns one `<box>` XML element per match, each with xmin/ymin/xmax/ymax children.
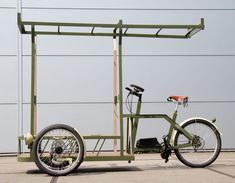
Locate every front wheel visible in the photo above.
<box><xmin>32</xmin><ymin>124</ymin><xmax>84</xmax><ymax>176</ymax></box>
<box><xmin>174</xmin><ymin>119</ymin><xmax>221</xmax><ymax>167</ymax></box>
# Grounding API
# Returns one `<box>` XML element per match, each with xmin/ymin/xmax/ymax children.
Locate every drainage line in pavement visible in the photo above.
<box><xmin>207</xmin><ymin>168</ymin><xmax>235</xmax><ymax>179</ymax></box>
<box><xmin>50</xmin><ymin>176</ymin><xmax>58</xmax><ymax>183</ymax></box>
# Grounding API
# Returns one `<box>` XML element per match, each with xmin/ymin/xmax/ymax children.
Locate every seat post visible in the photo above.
<box><xmin>174</xmin><ymin>102</ymin><xmax>179</xmax><ymax>112</ymax></box>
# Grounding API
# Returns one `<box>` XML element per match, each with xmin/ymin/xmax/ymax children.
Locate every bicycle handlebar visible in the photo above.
<box><xmin>125</xmin><ymin>87</ymin><xmax>132</xmax><ymax>93</ymax></box>
<box><xmin>125</xmin><ymin>87</ymin><xmax>140</xmax><ymax>97</ymax></box>
<box><xmin>130</xmin><ymin>84</ymin><xmax>144</xmax><ymax>92</ymax></box>
<box><xmin>125</xmin><ymin>84</ymin><xmax>144</xmax><ymax>98</ymax></box>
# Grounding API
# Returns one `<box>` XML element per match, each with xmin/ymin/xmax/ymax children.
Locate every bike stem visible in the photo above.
<box><xmin>174</xmin><ymin>102</ymin><xmax>179</xmax><ymax>112</ymax></box>
<box><xmin>173</xmin><ymin>102</ymin><xmax>180</xmax><ymax>122</ymax></box>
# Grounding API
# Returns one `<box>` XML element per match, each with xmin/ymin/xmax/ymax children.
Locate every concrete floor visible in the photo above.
<box><xmin>0</xmin><ymin>152</ymin><xmax>234</xmax><ymax>183</ymax></box>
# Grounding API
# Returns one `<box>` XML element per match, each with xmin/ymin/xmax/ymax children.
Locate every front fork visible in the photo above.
<box><xmin>161</xmin><ymin>110</ymin><xmax>178</xmax><ymax>162</ymax></box>
<box><xmin>128</xmin><ymin>94</ymin><xmax>142</xmax><ymax>153</ymax></box>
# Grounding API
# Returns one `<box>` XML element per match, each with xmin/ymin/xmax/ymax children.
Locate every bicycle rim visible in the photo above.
<box><xmin>36</xmin><ymin>127</ymin><xmax>82</xmax><ymax>174</ymax></box>
<box><xmin>174</xmin><ymin>120</ymin><xmax>221</xmax><ymax>167</ymax></box>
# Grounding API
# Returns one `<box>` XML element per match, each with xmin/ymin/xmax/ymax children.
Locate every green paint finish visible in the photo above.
<box><xmin>131</xmin><ymin>98</ymin><xmax>142</xmax><ymax>152</ymax></box>
<box><xmin>84</xmin><ymin>155</ymin><xmax>135</xmax><ymax>161</ymax></box>
<box><xmin>134</xmin><ymin>147</ymin><xmax>162</xmax><ymax>153</ymax></box>
<box><xmin>124</xmin><ymin>112</ymin><xmax>194</xmax><ymax>151</ymax></box>
<box><xmin>17</xmin><ymin>13</ymin><xmax>204</xmax><ymax>30</ymax></box>
<box><xmin>83</xmin><ymin>135</ymin><xmax>121</xmax><ymax>139</ymax></box>
<box><xmin>30</xmin><ymin>26</ymin><xmax>36</xmax><ymax>137</ymax></box>
<box><xmin>17</xmin><ymin>155</ymin><xmax>33</xmax><ymax>162</ymax></box>
<box><xmin>167</xmin><ymin>111</ymin><xmax>178</xmax><ymax>144</ymax></box>
<box><xmin>17</xmin><ymin>13</ymin><xmax>204</xmax><ymax>39</ymax></box>
<box><xmin>118</xmin><ymin>20</ymin><xmax>124</xmax><ymax>156</ymax></box>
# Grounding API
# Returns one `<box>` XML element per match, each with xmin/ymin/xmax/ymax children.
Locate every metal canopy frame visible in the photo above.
<box><xmin>18</xmin><ymin>13</ymin><xmax>204</xmax><ymax>38</ymax></box>
<box><xmin>17</xmin><ymin>13</ymin><xmax>204</xmax><ymax>161</ymax></box>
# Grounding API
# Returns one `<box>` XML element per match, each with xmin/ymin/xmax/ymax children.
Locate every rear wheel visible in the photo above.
<box><xmin>174</xmin><ymin>119</ymin><xmax>221</xmax><ymax>167</ymax></box>
<box><xmin>32</xmin><ymin>124</ymin><xmax>84</xmax><ymax>176</ymax></box>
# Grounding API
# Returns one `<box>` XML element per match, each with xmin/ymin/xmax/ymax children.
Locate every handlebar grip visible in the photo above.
<box><xmin>125</xmin><ymin>87</ymin><xmax>140</xmax><ymax>97</ymax></box>
<box><xmin>125</xmin><ymin>87</ymin><xmax>132</xmax><ymax>92</ymax></box>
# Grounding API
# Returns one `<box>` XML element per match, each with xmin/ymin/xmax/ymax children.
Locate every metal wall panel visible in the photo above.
<box><xmin>21</xmin><ymin>56</ymin><xmax>235</xmax><ymax>102</ymax></box>
<box><xmin>19</xmin><ymin>56</ymin><xmax>235</xmax><ymax>149</ymax></box>
<box><xmin>22</xmin><ymin>0</ymin><xmax>235</xmax><ymax>9</ymax></box>
<box><xmin>0</xmin><ymin>106</ymin><xmax>17</xmax><ymax>152</ymax></box>
<box><xmin>0</xmin><ymin>57</ymin><xmax>17</xmax><ymax>102</ymax></box>
<box><xmin>0</xmin><ymin>0</ymin><xmax>15</xmax><ymax>7</ymax></box>
<box><xmin>0</xmin><ymin>10</ymin><xmax>17</xmax><ymax>55</ymax></box>
<box><xmin>0</xmin><ymin>1</ymin><xmax>235</xmax><ymax>152</ymax></box>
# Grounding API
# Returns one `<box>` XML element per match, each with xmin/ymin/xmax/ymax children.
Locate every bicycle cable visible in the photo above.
<box><xmin>125</xmin><ymin>93</ymin><xmax>133</xmax><ymax>114</ymax></box>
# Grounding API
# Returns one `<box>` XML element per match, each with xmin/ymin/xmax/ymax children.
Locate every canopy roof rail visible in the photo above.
<box><xmin>17</xmin><ymin>13</ymin><xmax>204</xmax><ymax>39</ymax></box>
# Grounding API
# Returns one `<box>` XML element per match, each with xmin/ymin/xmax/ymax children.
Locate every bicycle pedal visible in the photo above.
<box><xmin>161</xmin><ymin>149</ymin><xmax>171</xmax><ymax>163</ymax></box>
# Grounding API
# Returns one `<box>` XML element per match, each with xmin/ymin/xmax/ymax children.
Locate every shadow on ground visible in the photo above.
<box><xmin>26</xmin><ymin>163</ymin><xmax>235</xmax><ymax>178</ymax></box>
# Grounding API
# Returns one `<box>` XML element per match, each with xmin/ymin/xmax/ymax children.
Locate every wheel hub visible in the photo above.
<box><xmin>192</xmin><ymin>136</ymin><xmax>205</xmax><ymax>149</ymax></box>
<box><xmin>55</xmin><ymin>146</ymin><xmax>63</xmax><ymax>154</ymax></box>
<box><xmin>51</xmin><ymin>140</ymin><xmax>65</xmax><ymax>155</ymax></box>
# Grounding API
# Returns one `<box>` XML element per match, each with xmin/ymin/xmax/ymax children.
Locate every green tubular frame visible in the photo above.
<box><xmin>17</xmin><ymin>13</ymin><xmax>204</xmax><ymax>162</ymax></box>
<box><xmin>118</xmin><ymin>20</ymin><xmax>124</xmax><ymax>156</ymax></box>
<box><xmin>124</xmin><ymin>98</ymin><xmax>194</xmax><ymax>154</ymax></box>
<box><xmin>124</xmin><ymin>113</ymin><xmax>194</xmax><ymax>152</ymax></box>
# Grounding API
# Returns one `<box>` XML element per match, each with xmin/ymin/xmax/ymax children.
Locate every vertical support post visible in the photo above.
<box><xmin>30</xmin><ymin>26</ymin><xmax>37</xmax><ymax>138</ymax></box>
<box><xmin>118</xmin><ymin>20</ymin><xmax>124</xmax><ymax>156</ymax></box>
<box><xmin>126</xmin><ymin>118</ymin><xmax>130</xmax><ymax>154</ymax></box>
<box><xmin>113</xmin><ymin>31</ymin><xmax>118</xmax><ymax>152</ymax></box>
<box><xmin>17</xmin><ymin>0</ymin><xmax>23</xmax><ymax>154</ymax></box>
<box><xmin>131</xmin><ymin>98</ymin><xmax>142</xmax><ymax>152</ymax></box>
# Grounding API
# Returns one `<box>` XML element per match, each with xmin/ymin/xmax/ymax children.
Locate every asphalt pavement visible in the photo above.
<box><xmin>0</xmin><ymin>152</ymin><xmax>234</xmax><ymax>183</ymax></box>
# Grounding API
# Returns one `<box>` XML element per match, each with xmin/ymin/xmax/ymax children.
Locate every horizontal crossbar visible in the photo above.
<box><xmin>83</xmin><ymin>135</ymin><xmax>121</xmax><ymax>139</ymax></box>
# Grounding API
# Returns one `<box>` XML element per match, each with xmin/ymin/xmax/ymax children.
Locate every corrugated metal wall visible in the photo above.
<box><xmin>0</xmin><ymin>0</ymin><xmax>235</xmax><ymax>152</ymax></box>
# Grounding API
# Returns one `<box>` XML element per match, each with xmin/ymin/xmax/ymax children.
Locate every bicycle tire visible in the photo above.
<box><xmin>174</xmin><ymin>119</ymin><xmax>221</xmax><ymax>168</ymax></box>
<box><xmin>32</xmin><ymin>124</ymin><xmax>84</xmax><ymax>176</ymax></box>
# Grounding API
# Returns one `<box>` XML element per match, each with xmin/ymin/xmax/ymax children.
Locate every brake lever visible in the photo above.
<box><xmin>125</xmin><ymin>87</ymin><xmax>132</xmax><ymax>97</ymax></box>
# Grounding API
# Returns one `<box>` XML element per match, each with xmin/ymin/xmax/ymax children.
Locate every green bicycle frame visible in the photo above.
<box><xmin>124</xmin><ymin>95</ymin><xmax>194</xmax><ymax>153</ymax></box>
